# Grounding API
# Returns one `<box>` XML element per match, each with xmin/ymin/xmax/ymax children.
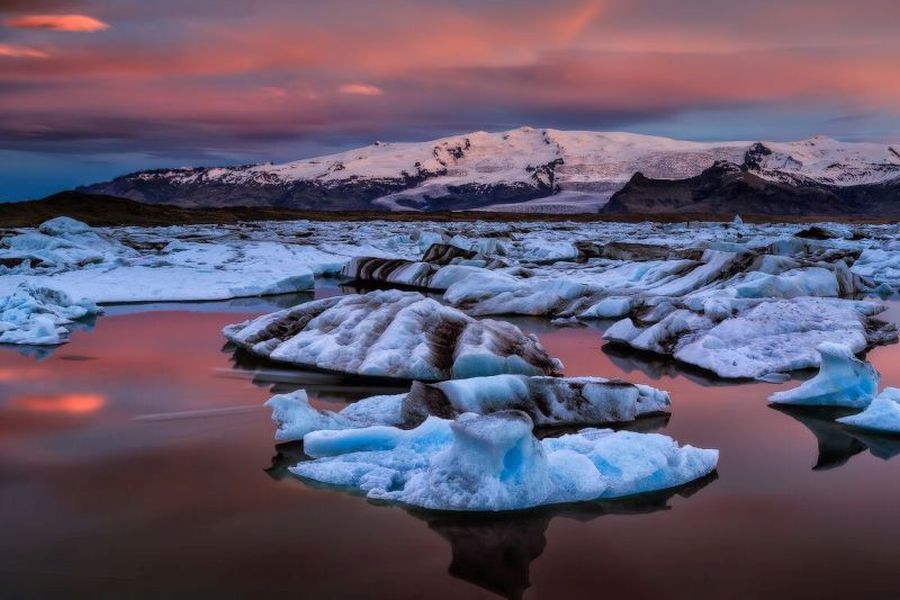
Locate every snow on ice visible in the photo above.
<box><xmin>265</xmin><ymin>374</ymin><xmax>670</xmax><ymax>441</ymax></box>
<box><xmin>0</xmin><ymin>283</ymin><xmax>101</xmax><ymax>345</ymax></box>
<box><xmin>4</xmin><ymin>216</ymin><xmax>900</xmax><ymax>377</ymax></box>
<box><xmin>224</xmin><ymin>290</ymin><xmax>562</xmax><ymax>380</ymax></box>
<box><xmin>292</xmin><ymin>410</ymin><xmax>718</xmax><ymax>512</ymax></box>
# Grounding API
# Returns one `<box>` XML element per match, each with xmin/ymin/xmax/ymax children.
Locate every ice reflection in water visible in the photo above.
<box><xmin>771</xmin><ymin>405</ymin><xmax>900</xmax><ymax>469</ymax></box>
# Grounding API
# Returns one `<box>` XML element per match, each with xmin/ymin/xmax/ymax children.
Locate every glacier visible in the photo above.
<box><xmin>292</xmin><ymin>410</ymin><xmax>718</xmax><ymax>512</ymax></box>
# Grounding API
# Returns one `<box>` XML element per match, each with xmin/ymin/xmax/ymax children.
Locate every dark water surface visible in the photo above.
<box><xmin>3</xmin><ymin>292</ymin><xmax>900</xmax><ymax>598</ymax></box>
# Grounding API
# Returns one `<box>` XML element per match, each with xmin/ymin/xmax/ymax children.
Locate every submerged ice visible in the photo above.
<box><xmin>292</xmin><ymin>410</ymin><xmax>718</xmax><ymax>512</ymax></box>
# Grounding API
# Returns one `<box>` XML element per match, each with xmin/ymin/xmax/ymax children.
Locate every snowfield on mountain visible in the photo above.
<box><xmin>79</xmin><ymin>128</ymin><xmax>900</xmax><ymax>212</ymax></box>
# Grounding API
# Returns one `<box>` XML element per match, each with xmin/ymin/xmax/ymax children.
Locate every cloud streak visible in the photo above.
<box><xmin>0</xmin><ymin>43</ymin><xmax>48</xmax><ymax>58</ymax></box>
<box><xmin>4</xmin><ymin>13</ymin><xmax>108</xmax><ymax>31</ymax></box>
<box><xmin>338</xmin><ymin>83</ymin><xmax>383</xmax><ymax>96</ymax></box>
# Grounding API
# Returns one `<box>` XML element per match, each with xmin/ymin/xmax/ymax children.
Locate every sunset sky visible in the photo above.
<box><xmin>1</xmin><ymin>0</ymin><xmax>899</xmax><ymax>200</ymax></box>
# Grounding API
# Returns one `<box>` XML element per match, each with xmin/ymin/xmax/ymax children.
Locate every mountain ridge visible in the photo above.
<box><xmin>78</xmin><ymin>127</ymin><xmax>900</xmax><ymax>214</ymax></box>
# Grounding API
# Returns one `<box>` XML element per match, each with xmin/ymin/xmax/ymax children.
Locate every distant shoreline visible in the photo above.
<box><xmin>1</xmin><ymin>191</ymin><xmax>896</xmax><ymax>228</ymax></box>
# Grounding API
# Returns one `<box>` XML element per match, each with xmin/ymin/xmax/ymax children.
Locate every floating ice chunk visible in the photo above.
<box><xmin>37</xmin><ymin>216</ymin><xmax>93</xmax><ymax>236</ymax></box>
<box><xmin>519</xmin><ymin>240</ymin><xmax>579</xmax><ymax>264</ymax></box>
<box><xmin>341</xmin><ymin>246</ymin><xmax>489</xmax><ymax>291</ymax></box>
<box><xmin>607</xmin><ymin>298</ymin><xmax>895</xmax><ymax>379</ymax></box>
<box><xmin>417</xmin><ymin>231</ymin><xmax>446</xmax><ymax>252</ymax></box>
<box><xmin>836</xmin><ymin>389</ymin><xmax>900</xmax><ymax>433</ymax></box>
<box><xmin>731</xmin><ymin>267</ymin><xmax>840</xmax><ymax>299</ymax></box>
<box><xmin>0</xmin><ymin>283</ymin><xmax>101</xmax><ymax>345</ymax></box>
<box><xmin>341</xmin><ymin>256</ymin><xmax>436</xmax><ymax>288</ymax></box>
<box><xmin>578</xmin><ymin>297</ymin><xmax>634</xmax><ymax>319</ymax></box>
<box><xmin>450</xmin><ymin>235</ymin><xmax>507</xmax><ymax>256</ymax></box>
<box><xmin>404</xmin><ymin>375</ymin><xmax>670</xmax><ymax>427</ymax></box>
<box><xmin>266</xmin><ymin>390</ymin><xmax>406</xmax><ymax>441</ymax></box>
<box><xmin>1</xmin><ymin>217</ymin><xmax>131</xmax><ymax>269</ymax></box>
<box><xmin>292</xmin><ymin>411</ymin><xmax>718</xmax><ymax>512</ymax></box>
<box><xmin>445</xmin><ymin>275</ymin><xmax>590</xmax><ymax>317</ymax></box>
<box><xmin>769</xmin><ymin>342</ymin><xmax>879</xmax><ymax>407</ymax></box>
<box><xmin>224</xmin><ymin>290</ymin><xmax>561</xmax><ymax>380</ymax></box>
<box><xmin>266</xmin><ymin>375</ymin><xmax>668</xmax><ymax>441</ymax></box>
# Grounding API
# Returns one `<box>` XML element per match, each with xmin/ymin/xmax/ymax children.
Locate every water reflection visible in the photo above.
<box><xmin>770</xmin><ymin>405</ymin><xmax>900</xmax><ymax>469</ymax></box>
<box><xmin>101</xmin><ymin>290</ymin><xmax>317</xmax><ymax>316</ymax></box>
<box><xmin>3</xmin><ymin>295</ymin><xmax>900</xmax><ymax>597</ymax></box>
<box><xmin>406</xmin><ymin>476</ymin><xmax>717</xmax><ymax>600</ymax></box>
<box><xmin>601</xmin><ymin>343</ymin><xmax>742</xmax><ymax>386</ymax></box>
<box><xmin>223</xmin><ymin>346</ymin><xmax>410</xmax><ymax>402</ymax></box>
<box><xmin>266</xmin><ymin>439</ymin><xmax>715</xmax><ymax>600</ymax></box>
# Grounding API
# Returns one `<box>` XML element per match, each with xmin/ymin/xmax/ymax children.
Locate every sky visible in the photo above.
<box><xmin>1</xmin><ymin>0</ymin><xmax>899</xmax><ymax>201</ymax></box>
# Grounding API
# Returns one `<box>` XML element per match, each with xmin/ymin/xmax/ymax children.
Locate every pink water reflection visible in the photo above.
<box><xmin>1</xmin><ymin>305</ymin><xmax>900</xmax><ymax>597</ymax></box>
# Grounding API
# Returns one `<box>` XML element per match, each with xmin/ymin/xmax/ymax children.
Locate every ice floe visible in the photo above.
<box><xmin>0</xmin><ymin>283</ymin><xmax>101</xmax><ymax>345</ymax></box>
<box><xmin>769</xmin><ymin>342</ymin><xmax>879</xmax><ymax>407</ymax></box>
<box><xmin>292</xmin><ymin>410</ymin><xmax>718</xmax><ymax>511</ymax></box>
<box><xmin>266</xmin><ymin>390</ymin><xmax>407</xmax><ymax>441</ymax></box>
<box><xmin>264</xmin><ymin>374</ymin><xmax>670</xmax><ymax>441</ymax></box>
<box><xmin>836</xmin><ymin>389</ymin><xmax>900</xmax><ymax>434</ymax></box>
<box><xmin>607</xmin><ymin>299</ymin><xmax>895</xmax><ymax>380</ymax></box>
<box><xmin>4</xmin><ymin>216</ymin><xmax>900</xmax><ymax>377</ymax></box>
<box><xmin>223</xmin><ymin>290</ymin><xmax>562</xmax><ymax>380</ymax></box>
<box><xmin>0</xmin><ymin>218</ymin><xmax>372</xmax><ymax>303</ymax></box>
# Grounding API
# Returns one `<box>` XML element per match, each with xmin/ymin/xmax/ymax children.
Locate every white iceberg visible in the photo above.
<box><xmin>769</xmin><ymin>342</ymin><xmax>879</xmax><ymax>407</ymax></box>
<box><xmin>607</xmin><ymin>298</ymin><xmax>895</xmax><ymax>380</ymax></box>
<box><xmin>265</xmin><ymin>374</ymin><xmax>670</xmax><ymax>441</ymax></box>
<box><xmin>0</xmin><ymin>283</ymin><xmax>102</xmax><ymax>345</ymax></box>
<box><xmin>292</xmin><ymin>410</ymin><xmax>718</xmax><ymax>512</ymax></box>
<box><xmin>836</xmin><ymin>388</ymin><xmax>900</xmax><ymax>433</ymax></box>
<box><xmin>0</xmin><ymin>216</ymin><xmax>133</xmax><ymax>270</ymax></box>
<box><xmin>266</xmin><ymin>390</ymin><xmax>406</xmax><ymax>441</ymax></box>
<box><xmin>224</xmin><ymin>290</ymin><xmax>562</xmax><ymax>380</ymax></box>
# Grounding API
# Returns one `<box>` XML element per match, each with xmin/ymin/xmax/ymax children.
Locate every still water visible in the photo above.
<box><xmin>2</xmin><ymin>289</ymin><xmax>900</xmax><ymax>598</ymax></box>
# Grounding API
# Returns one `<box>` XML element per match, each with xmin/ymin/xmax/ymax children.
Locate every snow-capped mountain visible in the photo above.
<box><xmin>80</xmin><ymin>127</ymin><xmax>900</xmax><ymax>213</ymax></box>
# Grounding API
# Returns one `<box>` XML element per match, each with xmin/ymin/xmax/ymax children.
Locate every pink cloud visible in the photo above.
<box><xmin>339</xmin><ymin>83</ymin><xmax>383</xmax><ymax>96</ymax></box>
<box><xmin>5</xmin><ymin>14</ymin><xmax>109</xmax><ymax>32</ymax></box>
<box><xmin>0</xmin><ymin>43</ymin><xmax>48</xmax><ymax>58</ymax></box>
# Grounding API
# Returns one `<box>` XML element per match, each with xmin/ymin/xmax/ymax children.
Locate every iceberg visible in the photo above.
<box><xmin>402</xmin><ymin>374</ymin><xmax>670</xmax><ymax>427</ymax></box>
<box><xmin>837</xmin><ymin>388</ymin><xmax>900</xmax><ymax>434</ymax></box>
<box><xmin>607</xmin><ymin>298</ymin><xmax>895</xmax><ymax>380</ymax></box>
<box><xmin>0</xmin><ymin>283</ymin><xmax>101</xmax><ymax>345</ymax></box>
<box><xmin>293</xmin><ymin>410</ymin><xmax>718</xmax><ymax>511</ymax></box>
<box><xmin>769</xmin><ymin>342</ymin><xmax>879</xmax><ymax>407</ymax></box>
<box><xmin>266</xmin><ymin>390</ymin><xmax>406</xmax><ymax>441</ymax></box>
<box><xmin>224</xmin><ymin>290</ymin><xmax>562</xmax><ymax>380</ymax></box>
<box><xmin>264</xmin><ymin>374</ymin><xmax>670</xmax><ymax>441</ymax></box>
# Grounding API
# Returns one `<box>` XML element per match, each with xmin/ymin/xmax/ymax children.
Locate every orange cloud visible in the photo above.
<box><xmin>338</xmin><ymin>83</ymin><xmax>384</xmax><ymax>96</ymax></box>
<box><xmin>0</xmin><ymin>43</ymin><xmax>48</xmax><ymax>58</ymax></box>
<box><xmin>10</xmin><ymin>393</ymin><xmax>106</xmax><ymax>415</ymax></box>
<box><xmin>5</xmin><ymin>14</ymin><xmax>109</xmax><ymax>32</ymax></box>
